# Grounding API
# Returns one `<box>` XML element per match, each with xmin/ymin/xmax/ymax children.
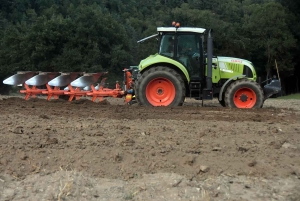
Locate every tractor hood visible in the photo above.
<box><xmin>217</xmin><ymin>56</ymin><xmax>254</xmax><ymax>68</ymax></box>
<box><xmin>216</xmin><ymin>56</ymin><xmax>257</xmax><ymax>81</ymax></box>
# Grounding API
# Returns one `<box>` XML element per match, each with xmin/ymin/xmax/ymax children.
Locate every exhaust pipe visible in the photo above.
<box><xmin>206</xmin><ymin>29</ymin><xmax>213</xmax><ymax>90</ymax></box>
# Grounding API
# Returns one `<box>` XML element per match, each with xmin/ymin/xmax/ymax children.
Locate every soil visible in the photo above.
<box><xmin>0</xmin><ymin>95</ymin><xmax>300</xmax><ymax>201</ymax></box>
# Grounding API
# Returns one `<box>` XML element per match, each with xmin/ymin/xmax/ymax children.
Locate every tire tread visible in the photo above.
<box><xmin>224</xmin><ymin>79</ymin><xmax>264</xmax><ymax>108</ymax></box>
<box><xmin>135</xmin><ymin>66</ymin><xmax>186</xmax><ymax>106</ymax></box>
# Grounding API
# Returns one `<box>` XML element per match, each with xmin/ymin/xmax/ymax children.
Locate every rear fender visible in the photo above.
<box><xmin>139</xmin><ymin>54</ymin><xmax>190</xmax><ymax>82</ymax></box>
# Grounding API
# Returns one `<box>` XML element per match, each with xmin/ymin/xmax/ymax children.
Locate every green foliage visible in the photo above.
<box><xmin>0</xmin><ymin>3</ymin><xmax>130</xmax><ymax>77</ymax></box>
<box><xmin>242</xmin><ymin>2</ymin><xmax>297</xmax><ymax>74</ymax></box>
<box><xmin>0</xmin><ymin>0</ymin><xmax>299</xmax><ymax>82</ymax></box>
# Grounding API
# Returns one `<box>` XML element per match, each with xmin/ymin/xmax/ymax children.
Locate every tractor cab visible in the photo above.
<box><xmin>157</xmin><ymin>27</ymin><xmax>205</xmax><ymax>80</ymax></box>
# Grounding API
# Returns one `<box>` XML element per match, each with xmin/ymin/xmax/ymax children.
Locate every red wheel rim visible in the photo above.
<box><xmin>146</xmin><ymin>77</ymin><xmax>175</xmax><ymax>106</ymax></box>
<box><xmin>233</xmin><ymin>87</ymin><xmax>257</xmax><ymax>108</ymax></box>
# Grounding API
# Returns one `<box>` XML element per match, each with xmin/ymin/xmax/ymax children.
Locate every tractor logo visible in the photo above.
<box><xmin>231</xmin><ymin>59</ymin><xmax>242</xmax><ymax>63</ymax></box>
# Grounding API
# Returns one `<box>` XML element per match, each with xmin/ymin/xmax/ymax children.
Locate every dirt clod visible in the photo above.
<box><xmin>212</xmin><ymin>147</ymin><xmax>222</xmax><ymax>151</ymax></box>
<box><xmin>282</xmin><ymin>142</ymin><xmax>298</xmax><ymax>149</ymax></box>
<box><xmin>238</xmin><ymin>146</ymin><xmax>249</xmax><ymax>152</ymax></box>
<box><xmin>46</xmin><ymin>138</ymin><xmax>58</xmax><ymax>144</ymax></box>
<box><xmin>39</xmin><ymin>114</ymin><xmax>50</xmax><ymax>119</ymax></box>
<box><xmin>248</xmin><ymin>160</ymin><xmax>257</xmax><ymax>167</ymax></box>
<box><xmin>11</xmin><ymin>126</ymin><xmax>23</xmax><ymax>134</ymax></box>
<box><xmin>199</xmin><ymin>165</ymin><xmax>210</xmax><ymax>173</ymax></box>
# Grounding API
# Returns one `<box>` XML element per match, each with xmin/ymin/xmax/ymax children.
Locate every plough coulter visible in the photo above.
<box><xmin>2</xmin><ymin>22</ymin><xmax>281</xmax><ymax>108</ymax></box>
<box><xmin>3</xmin><ymin>69</ymin><xmax>136</xmax><ymax>103</ymax></box>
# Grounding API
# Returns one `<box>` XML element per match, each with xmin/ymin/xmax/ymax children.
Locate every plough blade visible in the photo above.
<box><xmin>61</xmin><ymin>73</ymin><xmax>104</xmax><ymax>101</ymax></box>
<box><xmin>25</xmin><ymin>72</ymin><xmax>59</xmax><ymax>86</ymax></box>
<box><xmin>43</xmin><ymin>72</ymin><xmax>85</xmax><ymax>101</ymax></box>
<box><xmin>2</xmin><ymin>68</ymin><xmax>134</xmax><ymax>104</ymax></box>
<box><xmin>70</xmin><ymin>73</ymin><xmax>104</xmax><ymax>88</ymax></box>
<box><xmin>3</xmin><ymin>71</ymin><xmax>37</xmax><ymax>86</ymax></box>
<box><xmin>82</xmin><ymin>84</ymin><xmax>102</xmax><ymax>91</ymax></box>
<box><xmin>48</xmin><ymin>72</ymin><xmax>81</xmax><ymax>87</ymax></box>
<box><xmin>83</xmin><ymin>85</ymin><xmax>92</xmax><ymax>91</ymax></box>
<box><xmin>19</xmin><ymin>72</ymin><xmax>60</xmax><ymax>100</ymax></box>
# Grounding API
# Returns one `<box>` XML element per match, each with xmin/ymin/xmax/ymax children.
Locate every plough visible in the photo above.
<box><xmin>3</xmin><ymin>68</ymin><xmax>135</xmax><ymax>103</ymax></box>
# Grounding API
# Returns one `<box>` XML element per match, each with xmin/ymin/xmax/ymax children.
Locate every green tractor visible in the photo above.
<box><xmin>132</xmin><ymin>22</ymin><xmax>281</xmax><ymax>108</ymax></box>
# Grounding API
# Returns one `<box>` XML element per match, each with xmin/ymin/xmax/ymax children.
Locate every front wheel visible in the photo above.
<box><xmin>224</xmin><ymin>79</ymin><xmax>263</xmax><ymax>108</ymax></box>
<box><xmin>135</xmin><ymin>66</ymin><xmax>186</xmax><ymax>106</ymax></box>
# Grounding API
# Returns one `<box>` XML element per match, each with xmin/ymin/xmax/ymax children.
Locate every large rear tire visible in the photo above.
<box><xmin>135</xmin><ymin>66</ymin><xmax>186</xmax><ymax>106</ymax></box>
<box><xmin>224</xmin><ymin>79</ymin><xmax>263</xmax><ymax>108</ymax></box>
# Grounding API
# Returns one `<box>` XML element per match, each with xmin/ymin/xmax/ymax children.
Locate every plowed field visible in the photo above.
<box><xmin>0</xmin><ymin>96</ymin><xmax>300</xmax><ymax>201</ymax></box>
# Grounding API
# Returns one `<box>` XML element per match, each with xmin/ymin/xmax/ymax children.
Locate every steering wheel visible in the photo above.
<box><xmin>192</xmin><ymin>52</ymin><xmax>200</xmax><ymax>58</ymax></box>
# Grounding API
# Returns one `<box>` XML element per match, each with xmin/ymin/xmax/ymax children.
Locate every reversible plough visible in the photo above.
<box><xmin>2</xmin><ymin>23</ymin><xmax>281</xmax><ymax>108</ymax></box>
<box><xmin>3</xmin><ymin>69</ymin><xmax>135</xmax><ymax>103</ymax></box>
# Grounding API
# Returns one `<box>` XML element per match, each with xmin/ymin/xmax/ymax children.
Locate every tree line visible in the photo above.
<box><xmin>0</xmin><ymin>0</ymin><xmax>299</xmax><ymax>94</ymax></box>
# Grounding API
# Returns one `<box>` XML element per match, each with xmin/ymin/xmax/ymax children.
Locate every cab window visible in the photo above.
<box><xmin>159</xmin><ymin>34</ymin><xmax>175</xmax><ymax>58</ymax></box>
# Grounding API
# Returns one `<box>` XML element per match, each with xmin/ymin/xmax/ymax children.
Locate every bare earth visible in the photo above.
<box><xmin>0</xmin><ymin>95</ymin><xmax>300</xmax><ymax>201</ymax></box>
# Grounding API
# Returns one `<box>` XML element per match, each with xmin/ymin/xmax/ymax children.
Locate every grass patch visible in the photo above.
<box><xmin>277</xmin><ymin>93</ymin><xmax>300</xmax><ymax>100</ymax></box>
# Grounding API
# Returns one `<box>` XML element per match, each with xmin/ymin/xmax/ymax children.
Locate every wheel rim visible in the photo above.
<box><xmin>146</xmin><ymin>77</ymin><xmax>175</xmax><ymax>106</ymax></box>
<box><xmin>233</xmin><ymin>87</ymin><xmax>257</xmax><ymax>108</ymax></box>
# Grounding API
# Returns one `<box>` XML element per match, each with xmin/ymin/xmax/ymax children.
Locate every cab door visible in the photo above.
<box><xmin>176</xmin><ymin>34</ymin><xmax>202</xmax><ymax>79</ymax></box>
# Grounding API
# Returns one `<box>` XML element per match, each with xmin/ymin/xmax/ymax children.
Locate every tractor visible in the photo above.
<box><xmin>131</xmin><ymin>22</ymin><xmax>281</xmax><ymax>108</ymax></box>
<box><xmin>2</xmin><ymin>22</ymin><xmax>280</xmax><ymax>108</ymax></box>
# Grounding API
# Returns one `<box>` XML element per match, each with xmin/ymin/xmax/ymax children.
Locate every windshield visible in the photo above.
<box><xmin>159</xmin><ymin>34</ymin><xmax>175</xmax><ymax>58</ymax></box>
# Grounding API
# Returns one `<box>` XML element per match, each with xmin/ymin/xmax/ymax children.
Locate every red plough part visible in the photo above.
<box><xmin>42</xmin><ymin>85</ymin><xmax>68</xmax><ymax>100</ymax></box>
<box><xmin>2</xmin><ymin>68</ymin><xmax>136</xmax><ymax>104</ymax></box>
<box><xmin>64</xmin><ymin>85</ymin><xmax>89</xmax><ymax>101</ymax></box>
<box><xmin>19</xmin><ymin>72</ymin><xmax>59</xmax><ymax>100</ymax></box>
<box><xmin>86</xmin><ymin>78</ymin><xmax>125</xmax><ymax>102</ymax></box>
<box><xmin>20</xmin><ymin>83</ymin><xmax>45</xmax><ymax>100</ymax></box>
<box><xmin>42</xmin><ymin>72</ymin><xmax>83</xmax><ymax>101</ymax></box>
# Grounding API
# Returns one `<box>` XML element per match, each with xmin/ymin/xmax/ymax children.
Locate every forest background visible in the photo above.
<box><xmin>0</xmin><ymin>0</ymin><xmax>299</xmax><ymax>94</ymax></box>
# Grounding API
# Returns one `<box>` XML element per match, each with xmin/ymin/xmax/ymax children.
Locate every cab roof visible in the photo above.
<box><xmin>157</xmin><ymin>27</ymin><xmax>206</xmax><ymax>34</ymax></box>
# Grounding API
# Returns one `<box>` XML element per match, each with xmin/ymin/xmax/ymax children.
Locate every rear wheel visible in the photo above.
<box><xmin>135</xmin><ymin>66</ymin><xmax>186</xmax><ymax>106</ymax></box>
<box><xmin>224</xmin><ymin>79</ymin><xmax>263</xmax><ymax>108</ymax></box>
